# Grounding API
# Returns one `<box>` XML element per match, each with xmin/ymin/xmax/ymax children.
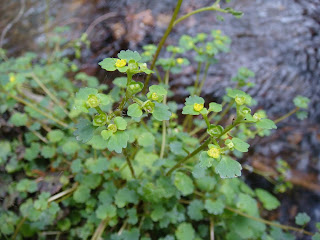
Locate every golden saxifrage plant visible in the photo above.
<box><xmin>0</xmin><ymin>1</ymin><xmax>318</xmax><ymax>240</ymax></box>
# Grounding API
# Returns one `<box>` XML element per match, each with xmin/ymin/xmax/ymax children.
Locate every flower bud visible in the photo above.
<box><xmin>93</xmin><ymin>113</ymin><xmax>108</xmax><ymax>126</ymax></box>
<box><xmin>143</xmin><ymin>100</ymin><xmax>155</xmax><ymax>113</ymax></box>
<box><xmin>225</xmin><ymin>139</ymin><xmax>234</xmax><ymax>150</ymax></box>
<box><xmin>235</xmin><ymin>95</ymin><xmax>246</xmax><ymax>105</ymax></box>
<box><xmin>107</xmin><ymin>123</ymin><xmax>117</xmax><ymax>133</ymax></box>
<box><xmin>207</xmin><ymin>125</ymin><xmax>224</xmax><ymax>137</ymax></box>
<box><xmin>86</xmin><ymin>94</ymin><xmax>100</xmax><ymax>108</ymax></box>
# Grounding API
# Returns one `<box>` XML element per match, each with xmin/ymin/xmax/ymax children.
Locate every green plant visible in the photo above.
<box><xmin>0</xmin><ymin>1</ymin><xmax>318</xmax><ymax>240</ymax></box>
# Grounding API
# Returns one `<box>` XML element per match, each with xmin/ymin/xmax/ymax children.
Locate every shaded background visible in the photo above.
<box><xmin>1</xmin><ymin>0</ymin><xmax>319</xmax><ymax>238</ymax></box>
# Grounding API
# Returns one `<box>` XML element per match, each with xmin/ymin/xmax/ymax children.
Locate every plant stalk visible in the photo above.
<box><xmin>173</xmin><ymin>3</ymin><xmax>227</xmax><ymax>27</ymax></box>
<box><xmin>160</xmin><ymin>70</ymin><xmax>170</xmax><ymax>159</ymax></box>
<box><xmin>6</xmin><ymin>92</ymin><xmax>70</xmax><ymax>129</ymax></box>
<box><xmin>124</xmin><ymin>149</ymin><xmax>136</xmax><ymax>179</ymax></box>
<box><xmin>30</xmin><ymin>73</ymin><xmax>70</xmax><ymax>116</ymax></box>
<box><xmin>166</xmin><ymin>122</ymin><xmax>239</xmax><ymax>176</ymax></box>
<box><xmin>142</xmin><ymin>0</ymin><xmax>184</xmax><ymax>93</ymax></box>
<box><xmin>225</xmin><ymin>206</ymin><xmax>313</xmax><ymax>236</ymax></box>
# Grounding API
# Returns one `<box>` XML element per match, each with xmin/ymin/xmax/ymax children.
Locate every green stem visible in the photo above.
<box><xmin>154</xmin><ymin>66</ymin><xmax>163</xmax><ymax>83</ymax></box>
<box><xmin>12</xmin><ymin>217</ymin><xmax>27</xmax><ymax>240</ymax></box>
<box><xmin>142</xmin><ymin>0</ymin><xmax>183</xmax><ymax>93</ymax></box>
<box><xmin>30</xmin><ymin>73</ymin><xmax>70</xmax><ymax>116</ymax></box>
<box><xmin>160</xmin><ymin>70</ymin><xmax>170</xmax><ymax>159</ymax></box>
<box><xmin>166</xmin><ymin>122</ymin><xmax>239</xmax><ymax>176</ymax></box>
<box><xmin>118</xmin><ymin>73</ymin><xmax>133</xmax><ymax>111</ymax></box>
<box><xmin>197</xmin><ymin>62</ymin><xmax>210</xmax><ymax>95</ymax></box>
<box><xmin>190</xmin><ymin>101</ymin><xmax>227</xmax><ymax>136</ymax></box>
<box><xmin>202</xmin><ymin>114</ymin><xmax>210</xmax><ymax>128</ymax></box>
<box><xmin>215</xmin><ymin>100</ymin><xmax>234</xmax><ymax>125</ymax></box>
<box><xmin>253</xmin><ymin>107</ymin><xmax>300</xmax><ymax>136</ymax></box>
<box><xmin>47</xmin><ymin>183</ymin><xmax>78</xmax><ymax>203</ymax></box>
<box><xmin>95</xmin><ymin>106</ymin><xmax>105</xmax><ymax>115</ymax></box>
<box><xmin>166</xmin><ymin>137</ymin><xmax>211</xmax><ymax>176</ymax></box>
<box><xmin>198</xmin><ymin>100</ymin><xmax>234</xmax><ymax>142</ymax></box>
<box><xmin>274</xmin><ymin>107</ymin><xmax>299</xmax><ymax>124</ymax></box>
<box><xmin>132</xmin><ymin>97</ymin><xmax>144</xmax><ymax>106</ymax></box>
<box><xmin>225</xmin><ymin>206</ymin><xmax>313</xmax><ymax>236</ymax></box>
<box><xmin>193</xmin><ymin>62</ymin><xmax>202</xmax><ymax>94</ymax></box>
<box><xmin>6</xmin><ymin>91</ymin><xmax>70</xmax><ymax>129</ymax></box>
<box><xmin>173</xmin><ymin>3</ymin><xmax>227</xmax><ymax>27</ymax></box>
<box><xmin>123</xmin><ymin>149</ymin><xmax>136</xmax><ymax>179</ymax></box>
<box><xmin>210</xmin><ymin>217</ymin><xmax>215</xmax><ymax>240</ymax></box>
<box><xmin>91</xmin><ymin>218</ymin><xmax>109</xmax><ymax>240</ymax></box>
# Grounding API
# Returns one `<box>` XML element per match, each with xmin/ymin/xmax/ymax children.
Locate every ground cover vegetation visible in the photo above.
<box><xmin>0</xmin><ymin>0</ymin><xmax>319</xmax><ymax>239</ymax></box>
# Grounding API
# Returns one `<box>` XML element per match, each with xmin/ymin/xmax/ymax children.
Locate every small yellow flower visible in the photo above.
<box><xmin>151</xmin><ymin>92</ymin><xmax>159</xmax><ymax>101</ymax></box>
<box><xmin>193</xmin><ymin>103</ymin><xmax>204</xmax><ymax>112</ymax></box>
<box><xmin>207</xmin><ymin>146</ymin><xmax>220</xmax><ymax>159</ymax></box>
<box><xmin>9</xmin><ymin>74</ymin><xmax>16</xmax><ymax>83</ymax></box>
<box><xmin>176</xmin><ymin>58</ymin><xmax>184</xmax><ymax>65</ymax></box>
<box><xmin>216</xmin><ymin>30</ymin><xmax>222</xmax><ymax>34</ymax></box>
<box><xmin>115</xmin><ymin>59</ymin><xmax>127</xmax><ymax>68</ymax></box>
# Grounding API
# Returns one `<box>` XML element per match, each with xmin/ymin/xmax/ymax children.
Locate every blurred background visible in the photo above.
<box><xmin>1</xmin><ymin>0</ymin><xmax>319</xmax><ymax>236</ymax></box>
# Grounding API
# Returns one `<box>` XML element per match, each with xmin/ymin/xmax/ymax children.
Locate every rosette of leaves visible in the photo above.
<box><xmin>100</xmin><ymin>116</ymin><xmax>129</xmax><ymax>153</ymax></box>
<box><xmin>98</xmin><ymin>50</ymin><xmax>153</xmax><ymax>74</ymax></box>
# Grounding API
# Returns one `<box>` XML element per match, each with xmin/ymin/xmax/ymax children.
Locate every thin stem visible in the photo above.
<box><xmin>28</xmin><ymin>126</ymin><xmax>48</xmax><ymax>143</ymax></box>
<box><xmin>189</xmin><ymin>102</ymin><xmax>227</xmax><ymax>136</ymax></box>
<box><xmin>160</xmin><ymin>70</ymin><xmax>170</xmax><ymax>159</ymax></box>
<box><xmin>215</xmin><ymin>100</ymin><xmax>234</xmax><ymax>125</ymax></box>
<box><xmin>6</xmin><ymin>92</ymin><xmax>70</xmax><ymax>129</ymax></box>
<box><xmin>142</xmin><ymin>0</ymin><xmax>183</xmax><ymax>93</ymax></box>
<box><xmin>91</xmin><ymin>218</ymin><xmax>109</xmax><ymax>240</ymax></box>
<box><xmin>117</xmin><ymin>219</ymin><xmax>128</xmax><ymax>236</ymax></box>
<box><xmin>210</xmin><ymin>217</ymin><xmax>215</xmax><ymax>240</ymax></box>
<box><xmin>95</xmin><ymin>106</ymin><xmax>105</xmax><ymax>115</ymax></box>
<box><xmin>118</xmin><ymin>73</ymin><xmax>133</xmax><ymax>111</ymax></box>
<box><xmin>123</xmin><ymin>149</ymin><xmax>136</xmax><ymax>179</ymax></box>
<box><xmin>12</xmin><ymin>217</ymin><xmax>27</xmax><ymax>240</ymax></box>
<box><xmin>166</xmin><ymin>122</ymin><xmax>239</xmax><ymax>176</ymax></box>
<box><xmin>225</xmin><ymin>206</ymin><xmax>313</xmax><ymax>236</ymax></box>
<box><xmin>173</xmin><ymin>3</ymin><xmax>227</xmax><ymax>27</ymax></box>
<box><xmin>193</xmin><ymin>62</ymin><xmax>202</xmax><ymax>93</ymax></box>
<box><xmin>154</xmin><ymin>66</ymin><xmax>163</xmax><ymax>83</ymax></box>
<box><xmin>166</xmin><ymin>138</ymin><xmax>211</xmax><ymax>176</ymax></box>
<box><xmin>202</xmin><ymin>114</ymin><xmax>210</xmax><ymax>128</ymax></box>
<box><xmin>274</xmin><ymin>107</ymin><xmax>299</xmax><ymax>124</ymax></box>
<box><xmin>197</xmin><ymin>62</ymin><xmax>210</xmax><ymax>95</ymax></box>
<box><xmin>253</xmin><ymin>107</ymin><xmax>300</xmax><ymax>136</ymax></box>
<box><xmin>48</xmin><ymin>183</ymin><xmax>78</xmax><ymax>203</ymax></box>
<box><xmin>30</xmin><ymin>73</ymin><xmax>69</xmax><ymax>116</ymax></box>
<box><xmin>198</xmin><ymin>100</ymin><xmax>234</xmax><ymax>142</ymax></box>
